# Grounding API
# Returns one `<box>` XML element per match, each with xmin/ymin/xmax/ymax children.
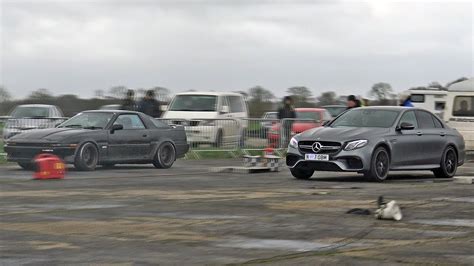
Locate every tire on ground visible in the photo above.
<box><xmin>74</xmin><ymin>142</ymin><xmax>99</xmax><ymax>171</ymax></box>
<box><xmin>433</xmin><ymin>146</ymin><xmax>457</xmax><ymax>178</ymax></box>
<box><xmin>153</xmin><ymin>142</ymin><xmax>176</xmax><ymax>169</ymax></box>
<box><xmin>364</xmin><ymin>146</ymin><xmax>390</xmax><ymax>182</ymax></box>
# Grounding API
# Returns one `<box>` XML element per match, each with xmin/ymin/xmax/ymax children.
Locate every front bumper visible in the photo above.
<box><xmin>286</xmin><ymin>145</ymin><xmax>372</xmax><ymax>172</ymax></box>
<box><xmin>4</xmin><ymin>145</ymin><xmax>77</xmax><ymax>164</ymax></box>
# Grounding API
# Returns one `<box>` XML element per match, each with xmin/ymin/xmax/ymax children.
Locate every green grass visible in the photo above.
<box><xmin>0</xmin><ymin>122</ymin><xmax>4</xmax><ymax>163</ymax></box>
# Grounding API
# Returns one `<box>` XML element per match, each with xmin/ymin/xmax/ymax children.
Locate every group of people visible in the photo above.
<box><xmin>120</xmin><ymin>89</ymin><xmax>162</xmax><ymax>118</ymax></box>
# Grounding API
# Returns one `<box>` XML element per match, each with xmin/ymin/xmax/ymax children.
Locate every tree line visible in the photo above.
<box><xmin>0</xmin><ymin>77</ymin><xmax>468</xmax><ymax>117</ymax></box>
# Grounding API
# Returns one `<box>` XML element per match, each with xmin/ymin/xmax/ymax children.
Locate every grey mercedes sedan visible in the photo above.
<box><xmin>286</xmin><ymin>107</ymin><xmax>465</xmax><ymax>182</ymax></box>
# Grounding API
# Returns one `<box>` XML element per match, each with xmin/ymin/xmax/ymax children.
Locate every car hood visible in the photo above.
<box><xmin>8</xmin><ymin>128</ymin><xmax>94</xmax><ymax>142</ymax></box>
<box><xmin>162</xmin><ymin>111</ymin><xmax>218</xmax><ymax>120</ymax></box>
<box><xmin>298</xmin><ymin>126</ymin><xmax>390</xmax><ymax>142</ymax></box>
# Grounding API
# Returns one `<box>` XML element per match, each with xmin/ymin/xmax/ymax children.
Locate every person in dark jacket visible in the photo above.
<box><xmin>346</xmin><ymin>95</ymin><xmax>361</xmax><ymax>110</ymax></box>
<box><xmin>278</xmin><ymin>96</ymin><xmax>296</xmax><ymax>147</ymax></box>
<box><xmin>121</xmin><ymin>89</ymin><xmax>137</xmax><ymax>111</ymax></box>
<box><xmin>138</xmin><ymin>90</ymin><xmax>162</xmax><ymax>118</ymax></box>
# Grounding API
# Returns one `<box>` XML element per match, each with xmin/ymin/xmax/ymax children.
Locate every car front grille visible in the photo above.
<box><xmin>298</xmin><ymin>141</ymin><xmax>342</xmax><ymax>154</ymax></box>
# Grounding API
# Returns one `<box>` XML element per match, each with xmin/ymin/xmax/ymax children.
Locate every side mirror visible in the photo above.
<box><xmin>220</xmin><ymin>105</ymin><xmax>230</xmax><ymax>114</ymax></box>
<box><xmin>397</xmin><ymin>122</ymin><xmax>415</xmax><ymax>131</ymax></box>
<box><xmin>110</xmin><ymin>124</ymin><xmax>123</xmax><ymax>134</ymax></box>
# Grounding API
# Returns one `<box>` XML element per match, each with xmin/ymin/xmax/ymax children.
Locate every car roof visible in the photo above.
<box><xmin>16</xmin><ymin>104</ymin><xmax>55</xmax><ymax>108</ymax></box>
<box><xmin>351</xmin><ymin>106</ymin><xmax>427</xmax><ymax>112</ymax></box>
<box><xmin>174</xmin><ymin>91</ymin><xmax>244</xmax><ymax>97</ymax></box>
<box><xmin>295</xmin><ymin>108</ymin><xmax>326</xmax><ymax>112</ymax></box>
<box><xmin>83</xmin><ymin>110</ymin><xmax>143</xmax><ymax>115</ymax></box>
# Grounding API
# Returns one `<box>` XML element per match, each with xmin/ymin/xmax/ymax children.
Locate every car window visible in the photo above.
<box><xmin>452</xmin><ymin>96</ymin><xmax>474</xmax><ymax>117</ymax></box>
<box><xmin>416</xmin><ymin>111</ymin><xmax>436</xmax><ymax>129</ymax></box>
<box><xmin>331</xmin><ymin>109</ymin><xmax>399</xmax><ymax>128</ymax></box>
<box><xmin>168</xmin><ymin>95</ymin><xmax>218</xmax><ymax>112</ymax></box>
<box><xmin>114</xmin><ymin>114</ymin><xmax>146</xmax><ymax>130</ymax></box>
<box><xmin>410</xmin><ymin>94</ymin><xmax>425</xmax><ymax>103</ymax></box>
<box><xmin>11</xmin><ymin>106</ymin><xmax>50</xmax><ymax>118</ymax></box>
<box><xmin>296</xmin><ymin>111</ymin><xmax>321</xmax><ymax>121</ymax></box>
<box><xmin>399</xmin><ymin>111</ymin><xmax>418</xmax><ymax>128</ymax></box>
<box><xmin>323</xmin><ymin>110</ymin><xmax>332</xmax><ymax>121</ymax></box>
<box><xmin>432</xmin><ymin>115</ymin><xmax>443</xmax><ymax>128</ymax></box>
<box><xmin>227</xmin><ymin>96</ymin><xmax>243</xmax><ymax>113</ymax></box>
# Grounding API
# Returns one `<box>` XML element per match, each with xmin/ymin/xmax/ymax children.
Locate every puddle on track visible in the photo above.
<box><xmin>218</xmin><ymin>238</ymin><xmax>330</xmax><ymax>251</ymax></box>
<box><xmin>410</xmin><ymin>219</ymin><xmax>474</xmax><ymax>227</ymax></box>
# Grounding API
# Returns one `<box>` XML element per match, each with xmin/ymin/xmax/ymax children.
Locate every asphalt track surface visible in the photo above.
<box><xmin>0</xmin><ymin>159</ymin><xmax>473</xmax><ymax>265</ymax></box>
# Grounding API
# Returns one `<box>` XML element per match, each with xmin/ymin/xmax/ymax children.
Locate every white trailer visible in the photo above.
<box><xmin>408</xmin><ymin>89</ymin><xmax>447</xmax><ymax>118</ymax></box>
<box><xmin>444</xmin><ymin>78</ymin><xmax>474</xmax><ymax>151</ymax></box>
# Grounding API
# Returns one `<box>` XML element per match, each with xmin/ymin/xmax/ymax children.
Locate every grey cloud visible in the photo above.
<box><xmin>0</xmin><ymin>1</ymin><xmax>472</xmax><ymax>98</ymax></box>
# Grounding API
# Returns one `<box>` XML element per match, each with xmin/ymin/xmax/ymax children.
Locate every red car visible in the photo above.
<box><xmin>268</xmin><ymin>108</ymin><xmax>332</xmax><ymax>147</ymax></box>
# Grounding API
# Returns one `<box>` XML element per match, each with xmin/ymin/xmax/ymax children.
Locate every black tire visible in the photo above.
<box><xmin>213</xmin><ymin>130</ymin><xmax>223</xmax><ymax>148</ymax></box>
<box><xmin>153</xmin><ymin>142</ymin><xmax>176</xmax><ymax>169</ymax></box>
<box><xmin>364</xmin><ymin>147</ymin><xmax>390</xmax><ymax>182</ymax></box>
<box><xmin>433</xmin><ymin>146</ymin><xmax>457</xmax><ymax>178</ymax></box>
<box><xmin>18</xmin><ymin>162</ymin><xmax>35</xmax><ymax>171</ymax></box>
<box><xmin>74</xmin><ymin>142</ymin><xmax>99</xmax><ymax>171</ymax></box>
<box><xmin>290</xmin><ymin>168</ymin><xmax>314</xmax><ymax>180</ymax></box>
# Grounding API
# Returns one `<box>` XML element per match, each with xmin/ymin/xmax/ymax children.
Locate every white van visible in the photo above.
<box><xmin>444</xmin><ymin>78</ymin><xmax>474</xmax><ymax>151</ymax></box>
<box><xmin>408</xmin><ymin>89</ymin><xmax>447</xmax><ymax>118</ymax></box>
<box><xmin>162</xmin><ymin>92</ymin><xmax>248</xmax><ymax>147</ymax></box>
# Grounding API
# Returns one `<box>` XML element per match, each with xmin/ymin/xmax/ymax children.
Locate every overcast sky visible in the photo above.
<box><xmin>0</xmin><ymin>0</ymin><xmax>473</xmax><ymax>99</ymax></box>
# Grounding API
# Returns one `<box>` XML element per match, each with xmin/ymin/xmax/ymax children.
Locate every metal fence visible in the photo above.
<box><xmin>2</xmin><ymin>117</ymin><xmax>68</xmax><ymax>140</ymax></box>
<box><xmin>157</xmin><ymin>117</ymin><xmax>323</xmax><ymax>158</ymax></box>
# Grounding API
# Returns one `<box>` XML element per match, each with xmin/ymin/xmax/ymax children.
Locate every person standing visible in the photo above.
<box><xmin>138</xmin><ymin>90</ymin><xmax>162</xmax><ymax>118</ymax></box>
<box><xmin>346</xmin><ymin>95</ymin><xmax>361</xmax><ymax>110</ymax></box>
<box><xmin>278</xmin><ymin>96</ymin><xmax>296</xmax><ymax>147</ymax></box>
<box><xmin>399</xmin><ymin>92</ymin><xmax>414</xmax><ymax>107</ymax></box>
<box><xmin>121</xmin><ymin>89</ymin><xmax>137</xmax><ymax>111</ymax></box>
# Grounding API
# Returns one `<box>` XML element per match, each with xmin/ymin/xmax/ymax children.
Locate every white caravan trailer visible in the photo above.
<box><xmin>408</xmin><ymin>89</ymin><xmax>447</xmax><ymax>118</ymax></box>
<box><xmin>444</xmin><ymin>78</ymin><xmax>474</xmax><ymax>151</ymax></box>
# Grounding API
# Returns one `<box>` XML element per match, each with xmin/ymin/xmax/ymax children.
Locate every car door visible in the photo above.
<box><xmin>108</xmin><ymin>114</ymin><xmax>151</xmax><ymax>161</ymax></box>
<box><xmin>415</xmin><ymin>110</ymin><xmax>447</xmax><ymax>166</ymax></box>
<box><xmin>391</xmin><ymin>110</ymin><xmax>421</xmax><ymax>167</ymax></box>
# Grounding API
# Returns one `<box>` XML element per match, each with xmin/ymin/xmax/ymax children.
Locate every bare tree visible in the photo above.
<box><xmin>248</xmin><ymin>86</ymin><xmax>275</xmax><ymax>117</ymax></box>
<box><xmin>370</xmin><ymin>82</ymin><xmax>393</xmax><ymax>102</ymax></box>
<box><xmin>317</xmin><ymin>91</ymin><xmax>337</xmax><ymax>106</ymax></box>
<box><xmin>28</xmin><ymin>88</ymin><xmax>53</xmax><ymax>100</ymax></box>
<box><xmin>286</xmin><ymin>86</ymin><xmax>313</xmax><ymax>107</ymax></box>
<box><xmin>108</xmin><ymin>86</ymin><xmax>127</xmax><ymax>99</ymax></box>
<box><xmin>0</xmin><ymin>86</ymin><xmax>12</xmax><ymax>102</ymax></box>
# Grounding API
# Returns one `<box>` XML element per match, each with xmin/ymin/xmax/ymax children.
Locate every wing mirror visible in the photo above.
<box><xmin>220</xmin><ymin>105</ymin><xmax>230</xmax><ymax>114</ymax></box>
<box><xmin>110</xmin><ymin>124</ymin><xmax>123</xmax><ymax>134</ymax></box>
<box><xmin>397</xmin><ymin>122</ymin><xmax>415</xmax><ymax>131</ymax></box>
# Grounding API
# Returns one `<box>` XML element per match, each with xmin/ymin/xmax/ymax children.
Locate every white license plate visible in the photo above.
<box><xmin>305</xmin><ymin>154</ymin><xmax>329</xmax><ymax>161</ymax></box>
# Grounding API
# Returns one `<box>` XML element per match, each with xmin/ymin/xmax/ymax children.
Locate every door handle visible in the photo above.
<box><xmin>142</xmin><ymin>134</ymin><xmax>148</xmax><ymax>137</ymax></box>
<box><xmin>416</xmin><ymin>132</ymin><xmax>423</xmax><ymax>136</ymax></box>
<box><xmin>440</xmin><ymin>132</ymin><xmax>446</xmax><ymax>137</ymax></box>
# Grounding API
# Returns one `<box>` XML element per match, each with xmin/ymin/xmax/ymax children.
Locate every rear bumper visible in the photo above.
<box><xmin>4</xmin><ymin>146</ymin><xmax>76</xmax><ymax>164</ymax></box>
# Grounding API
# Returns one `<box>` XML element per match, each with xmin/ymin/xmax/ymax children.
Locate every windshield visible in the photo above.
<box><xmin>324</xmin><ymin>106</ymin><xmax>347</xmax><ymax>117</ymax></box>
<box><xmin>330</xmin><ymin>109</ymin><xmax>399</xmax><ymax>128</ymax></box>
<box><xmin>296</xmin><ymin>111</ymin><xmax>321</xmax><ymax>121</ymax></box>
<box><xmin>58</xmin><ymin>112</ymin><xmax>114</xmax><ymax>129</ymax></box>
<box><xmin>11</xmin><ymin>106</ymin><xmax>49</xmax><ymax>118</ymax></box>
<box><xmin>169</xmin><ymin>95</ymin><xmax>218</xmax><ymax>112</ymax></box>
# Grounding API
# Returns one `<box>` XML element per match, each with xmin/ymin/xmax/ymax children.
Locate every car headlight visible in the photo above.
<box><xmin>289</xmin><ymin>137</ymin><xmax>298</xmax><ymax>148</ymax></box>
<box><xmin>344</xmin><ymin>140</ymin><xmax>368</xmax><ymax>151</ymax></box>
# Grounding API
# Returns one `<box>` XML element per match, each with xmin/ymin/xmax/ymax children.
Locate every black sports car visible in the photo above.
<box><xmin>4</xmin><ymin>110</ymin><xmax>189</xmax><ymax>171</ymax></box>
